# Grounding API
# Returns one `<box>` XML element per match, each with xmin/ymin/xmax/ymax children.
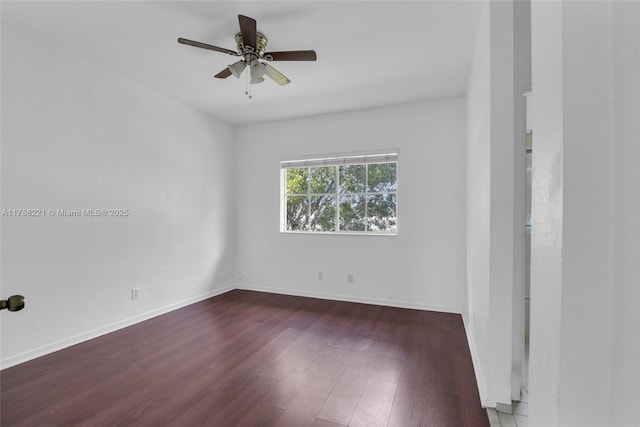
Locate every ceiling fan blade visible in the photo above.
<box><xmin>264</xmin><ymin>63</ymin><xmax>291</xmax><ymax>86</ymax></box>
<box><xmin>238</xmin><ymin>15</ymin><xmax>257</xmax><ymax>50</ymax></box>
<box><xmin>264</xmin><ymin>50</ymin><xmax>317</xmax><ymax>61</ymax></box>
<box><xmin>178</xmin><ymin>38</ymin><xmax>238</xmax><ymax>56</ymax></box>
<box><xmin>214</xmin><ymin>68</ymin><xmax>232</xmax><ymax>79</ymax></box>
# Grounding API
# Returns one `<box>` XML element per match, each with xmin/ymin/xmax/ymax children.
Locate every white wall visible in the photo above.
<box><xmin>511</xmin><ymin>0</ymin><xmax>531</xmax><ymax>402</ymax></box>
<box><xmin>0</xmin><ymin>25</ymin><xmax>236</xmax><ymax>368</ymax></box>
<box><xmin>465</xmin><ymin>0</ymin><xmax>492</xmax><ymax>404</ymax></box>
<box><xmin>609</xmin><ymin>2</ymin><xmax>640</xmax><ymax>423</ymax></box>
<box><xmin>234</xmin><ymin>98</ymin><xmax>467</xmax><ymax>312</ymax></box>
<box><xmin>464</xmin><ymin>0</ymin><xmax>516</xmax><ymax>408</ymax></box>
<box><xmin>529</xmin><ymin>1</ymin><xmax>640</xmax><ymax>425</ymax></box>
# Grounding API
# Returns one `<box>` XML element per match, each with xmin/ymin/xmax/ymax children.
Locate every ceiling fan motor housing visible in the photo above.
<box><xmin>235</xmin><ymin>32</ymin><xmax>267</xmax><ymax>58</ymax></box>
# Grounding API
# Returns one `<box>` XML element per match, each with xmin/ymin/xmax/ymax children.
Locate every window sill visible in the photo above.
<box><xmin>280</xmin><ymin>231</ymin><xmax>398</xmax><ymax>237</ymax></box>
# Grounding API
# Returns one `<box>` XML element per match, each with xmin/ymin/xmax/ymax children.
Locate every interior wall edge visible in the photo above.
<box><xmin>462</xmin><ymin>310</ymin><xmax>490</xmax><ymax>408</ymax></box>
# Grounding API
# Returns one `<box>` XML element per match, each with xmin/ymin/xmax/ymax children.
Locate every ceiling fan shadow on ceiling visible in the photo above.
<box><xmin>178</xmin><ymin>14</ymin><xmax>317</xmax><ymax>98</ymax></box>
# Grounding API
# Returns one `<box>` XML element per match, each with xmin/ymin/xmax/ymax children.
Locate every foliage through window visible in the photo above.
<box><xmin>281</xmin><ymin>153</ymin><xmax>398</xmax><ymax>234</ymax></box>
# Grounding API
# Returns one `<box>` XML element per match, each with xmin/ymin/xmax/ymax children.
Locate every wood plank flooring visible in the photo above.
<box><xmin>1</xmin><ymin>290</ymin><xmax>488</xmax><ymax>426</ymax></box>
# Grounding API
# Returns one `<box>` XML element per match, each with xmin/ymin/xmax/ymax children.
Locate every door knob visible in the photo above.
<box><xmin>0</xmin><ymin>295</ymin><xmax>25</xmax><ymax>312</ymax></box>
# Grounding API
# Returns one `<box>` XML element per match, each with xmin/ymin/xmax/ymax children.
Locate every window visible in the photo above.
<box><xmin>281</xmin><ymin>152</ymin><xmax>398</xmax><ymax>234</ymax></box>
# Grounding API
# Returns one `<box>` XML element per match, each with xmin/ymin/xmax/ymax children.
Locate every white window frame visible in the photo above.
<box><xmin>280</xmin><ymin>151</ymin><xmax>398</xmax><ymax>236</ymax></box>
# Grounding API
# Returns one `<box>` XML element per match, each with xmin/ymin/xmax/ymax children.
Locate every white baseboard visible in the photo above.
<box><xmin>462</xmin><ymin>310</ymin><xmax>490</xmax><ymax>408</ymax></box>
<box><xmin>2</xmin><ymin>284</ymin><xmax>463</xmax><ymax>370</ymax></box>
<box><xmin>235</xmin><ymin>283</ymin><xmax>462</xmax><ymax>314</ymax></box>
<box><xmin>486</xmin><ymin>408</ymin><xmax>502</xmax><ymax>426</ymax></box>
<box><xmin>1</xmin><ymin>285</ymin><xmax>234</xmax><ymax>370</ymax></box>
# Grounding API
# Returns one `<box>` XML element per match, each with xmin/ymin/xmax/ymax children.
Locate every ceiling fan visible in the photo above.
<box><xmin>178</xmin><ymin>15</ymin><xmax>317</xmax><ymax>88</ymax></box>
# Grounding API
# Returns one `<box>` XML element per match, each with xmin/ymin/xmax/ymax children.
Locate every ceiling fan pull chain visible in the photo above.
<box><xmin>245</xmin><ymin>69</ymin><xmax>252</xmax><ymax>99</ymax></box>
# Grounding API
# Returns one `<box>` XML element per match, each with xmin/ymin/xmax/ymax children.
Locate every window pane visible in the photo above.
<box><xmin>281</xmin><ymin>154</ymin><xmax>397</xmax><ymax>235</ymax></box>
<box><xmin>367</xmin><ymin>194</ymin><xmax>397</xmax><ymax>232</ymax></box>
<box><xmin>339</xmin><ymin>164</ymin><xmax>365</xmax><ymax>193</ymax></box>
<box><xmin>286</xmin><ymin>168</ymin><xmax>308</xmax><ymax>195</ymax></box>
<box><xmin>286</xmin><ymin>196</ymin><xmax>309</xmax><ymax>231</ymax></box>
<box><xmin>310</xmin><ymin>167</ymin><xmax>336</xmax><ymax>194</ymax></box>
<box><xmin>367</xmin><ymin>163</ymin><xmax>397</xmax><ymax>193</ymax></box>
<box><xmin>310</xmin><ymin>196</ymin><xmax>336</xmax><ymax>231</ymax></box>
<box><xmin>339</xmin><ymin>195</ymin><xmax>366</xmax><ymax>231</ymax></box>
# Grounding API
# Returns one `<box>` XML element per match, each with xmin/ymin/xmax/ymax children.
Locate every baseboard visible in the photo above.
<box><xmin>486</xmin><ymin>408</ymin><xmax>502</xmax><ymax>426</ymax></box>
<box><xmin>2</xmin><ymin>284</ymin><xmax>462</xmax><ymax>370</ymax></box>
<box><xmin>235</xmin><ymin>283</ymin><xmax>462</xmax><ymax>314</ymax></box>
<box><xmin>1</xmin><ymin>285</ymin><xmax>234</xmax><ymax>370</ymax></box>
<box><xmin>462</xmin><ymin>310</ymin><xmax>490</xmax><ymax>408</ymax></box>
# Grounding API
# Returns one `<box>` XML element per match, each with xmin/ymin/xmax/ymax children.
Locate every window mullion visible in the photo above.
<box><xmin>307</xmin><ymin>167</ymin><xmax>312</xmax><ymax>231</ymax></box>
<box><xmin>364</xmin><ymin>164</ymin><xmax>369</xmax><ymax>232</ymax></box>
<box><xmin>335</xmin><ymin>166</ymin><xmax>340</xmax><ymax>232</ymax></box>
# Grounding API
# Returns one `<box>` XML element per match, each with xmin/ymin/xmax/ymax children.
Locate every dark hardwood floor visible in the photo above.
<box><xmin>1</xmin><ymin>290</ymin><xmax>488</xmax><ymax>426</ymax></box>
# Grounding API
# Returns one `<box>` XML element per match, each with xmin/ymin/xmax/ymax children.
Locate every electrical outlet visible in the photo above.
<box><xmin>131</xmin><ymin>288</ymin><xmax>139</xmax><ymax>300</ymax></box>
<box><xmin>318</xmin><ymin>272</ymin><xmax>324</xmax><ymax>280</ymax></box>
<box><xmin>237</xmin><ymin>272</ymin><xmax>243</xmax><ymax>282</ymax></box>
<box><xmin>347</xmin><ymin>274</ymin><xmax>354</xmax><ymax>283</ymax></box>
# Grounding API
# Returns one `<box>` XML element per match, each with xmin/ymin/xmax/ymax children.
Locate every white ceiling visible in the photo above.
<box><xmin>2</xmin><ymin>1</ymin><xmax>482</xmax><ymax>125</ymax></box>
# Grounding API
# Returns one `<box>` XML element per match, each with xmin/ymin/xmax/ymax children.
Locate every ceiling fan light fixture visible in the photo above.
<box><xmin>228</xmin><ymin>60</ymin><xmax>246</xmax><ymax>79</ymax></box>
<box><xmin>250</xmin><ymin>60</ymin><xmax>266</xmax><ymax>84</ymax></box>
